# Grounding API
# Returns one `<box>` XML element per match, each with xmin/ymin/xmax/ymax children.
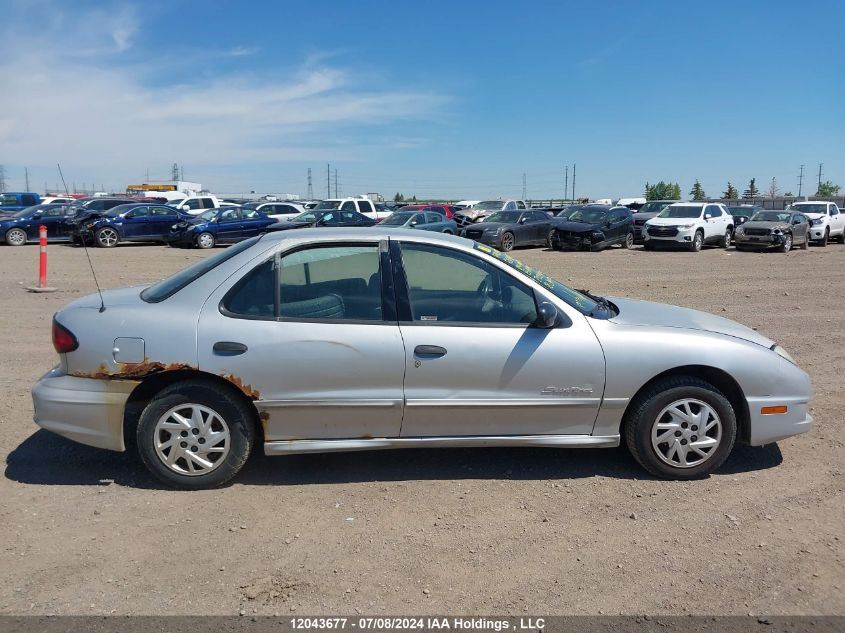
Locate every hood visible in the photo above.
<box><xmin>553</xmin><ymin>220</ymin><xmax>599</xmax><ymax>232</ymax></box>
<box><xmin>607</xmin><ymin>297</ymin><xmax>775</xmax><ymax>348</ymax></box>
<box><xmin>797</xmin><ymin>212</ymin><xmax>824</xmax><ymax>220</ymax></box>
<box><xmin>466</xmin><ymin>222</ymin><xmax>514</xmax><ymax>231</ymax></box>
<box><xmin>740</xmin><ymin>220</ymin><xmax>788</xmax><ymax>230</ymax></box>
<box><xmin>647</xmin><ymin>216</ymin><xmax>699</xmax><ymax>226</ymax></box>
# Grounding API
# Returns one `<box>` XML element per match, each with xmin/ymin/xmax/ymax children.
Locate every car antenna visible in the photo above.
<box><xmin>58</xmin><ymin>163</ymin><xmax>105</xmax><ymax>312</ymax></box>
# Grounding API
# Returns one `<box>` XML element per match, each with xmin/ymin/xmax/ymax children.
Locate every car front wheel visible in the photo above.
<box><xmin>499</xmin><ymin>232</ymin><xmax>515</xmax><ymax>252</ymax></box>
<box><xmin>5</xmin><ymin>228</ymin><xmax>27</xmax><ymax>246</ymax></box>
<box><xmin>818</xmin><ymin>228</ymin><xmax>828</xmax><ymax>247</ymax></box>
<box><xmin>624</xmin><ymin>376</ymin><xmax>736</xmax><ymax>479</ymax></box>
<box><xmin>95</xmin><ymin>227</ymin><xmax>119</xmax><ymax>248</ymax></box>
<box><xmin>196</xmin><ymin>232</ymin><xmax>216</xmax><ymax>249</ymax></box>
<box><xmin>622</xmin><ymin>232</ymin><xmax>634</xmax><ymax>249</ymax></box>
<box><xmin>689</xmin><ymin>230</ymin><xmax>704</xmax><ymax>252</ymax></box>
<box><xmin>779</xmin><ymin>233</ymin><xmax>793</xmax><ymax>253</ymax></box>
<box><xmin>136</xmin><ymin>380</ymin><xmax>256</xmax><ymax>489</ymax></box>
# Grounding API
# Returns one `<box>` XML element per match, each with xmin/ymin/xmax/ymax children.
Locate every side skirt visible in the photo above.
<box><xmin>264</xmin><ymin>434</ymin><xmax>620</xmax><ymax>455</ymax></box>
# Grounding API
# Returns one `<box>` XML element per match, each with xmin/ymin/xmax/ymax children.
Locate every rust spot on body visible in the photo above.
<box><xmin>69</xmin><ymin>358</ymin><xmax>194</xmax><ymax>381</ymax></box>
<box><xmin>221</xmin><ymin>374</ymin><xmax>261</xmax><ymax>400</ymax></box>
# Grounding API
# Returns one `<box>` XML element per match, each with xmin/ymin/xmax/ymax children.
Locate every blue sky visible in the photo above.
<box><xmin>1</xmin><ymin>0</ymin><xmax>843</xmax><ymax>200</ymax></box>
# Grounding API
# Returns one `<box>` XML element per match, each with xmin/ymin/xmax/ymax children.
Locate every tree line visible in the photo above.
<box><xmin>645</xmin><ymin>178</ymin><xmax>840</xmax><ymax>201</ymax></box>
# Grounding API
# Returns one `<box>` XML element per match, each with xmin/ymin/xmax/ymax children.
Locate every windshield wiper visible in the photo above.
<box><xmin>575</xmin><ymin>288</ymin><xmax>615</xmax><ymax>316</ymax></box>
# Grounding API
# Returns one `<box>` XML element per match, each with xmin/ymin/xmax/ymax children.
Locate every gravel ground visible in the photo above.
<box><xmin>0</xmin><ymin>238</ymin><xmax>842</xmax><ymax>616</ymax></box>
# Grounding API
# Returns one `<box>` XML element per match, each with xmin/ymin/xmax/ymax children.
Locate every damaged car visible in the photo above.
<box><xmin>548</xmin><ymin>206</ymin><xmax>634</xmax><ymax>251</ymax></box>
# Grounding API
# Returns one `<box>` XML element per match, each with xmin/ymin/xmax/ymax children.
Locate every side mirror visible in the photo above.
<box><xmin>410</xmin><ymin>220</ymin><xmax>418</xmax><ymax>226</ymax></box>
<box><xmin>535</xmin><ymin>301</ymin><xmax>559</xmax><ymax>329</ymax></box>
<box><xmin>181</xmin><ymin>205</ymin><xmax>190</xmax><ymax>211</ymax></box>
<box><xmin>31</xmin><ymin>212</ymin><xmax>42</xmax><ymax>219</ymax></box>
<box><xmin>519</xmin><ymin>217</ymin><xmax>527</xmax><ymax>224</ymax></box>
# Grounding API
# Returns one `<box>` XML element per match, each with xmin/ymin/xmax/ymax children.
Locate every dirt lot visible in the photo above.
<box><xmin>0</xmin><ymin>239</ymin><xmax>842</xmax><ymax>616</ymax></box>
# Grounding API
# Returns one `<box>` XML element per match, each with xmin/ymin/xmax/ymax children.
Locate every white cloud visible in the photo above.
<box><xmin>0</xmin><ymin>3</ymin><xmax>448</xmax><ymax>188</ymax></box>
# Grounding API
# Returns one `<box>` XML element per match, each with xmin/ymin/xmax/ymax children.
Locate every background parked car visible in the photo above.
<box><xmin>727</xmin><ymin>204</ymin><xmax>763</xmax><ymax>231</ymax></box>
<box><xmin>79</xmin><ymin>203</ymin><xmax>193</xmax><ymax>248</ymax></box>
<box><xmin>167</xmin><ymin>206</ymin><xmax>276</xmax><ymax>249</ymax></box>
<box><xmin>632</xmin><ymin>200</ymin><xmax>680</xmax><ymax>243</ymax></box>
<box><xmin>787</xmin><ymin>201</ymin><xmax>845</xmax><ymax>246</ymax></box>
<box><xmin>643</xmin><ymin>202</ymin><xmax>733</xmax><ymax>252</ymax></box>
<box><xmin>400</xmin><ymin>203</ymin><xmax>455</xmax><ymax>219</ymax></box>
<box><xmin>454</xmin><ymin>199</ymin><xmax>528</xmax><ymax>227</ymax></box>
<box><xmin>0</xmin><ymin>192</ymin><xmax>42</xmax><ymax>214</ymax></box>
<box><xmin>240</xmin><ymin>201</ymin><xmax>305</xmax><ymax>221</ymax></box>
<box><xmin>75</xmin><ymin>197</ymin><xmax>138</xmax><ymax>212</ymax></box>
<box><xmin>266</xmin><ymin>209</ymin><xmax>377</xmax><ymax>233</ymax></box>
<box><xmin>462</xmin><ymin>209</ymin><xmax>552</xmax><ymax>251</ymax></box>
<box><xmin>734</xmin><ymin>210</ymin><xmax>809</xmax><ymax>252</ymax></box>
<box><xmin>313</xmin><ymin>197</ymin><xmax>391</xmax><ymax>220</ymax></box>
<box><xmin>379</xmin><ymin>210</ymin><xmax>457</xmax><ymax>233</ymax></box>
<box><xmin>549</xmin><ymin>206</ymin><xmax>634</xmax><ymax>251</ymax></box>
<box><xmin>0</xmin><ymin>203</ymin><xmax>84</xmax><ymax>245</ymax></box>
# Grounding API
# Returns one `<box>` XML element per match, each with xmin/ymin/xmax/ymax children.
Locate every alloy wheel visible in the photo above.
<box><xmin>6</xmin><ymin>228</ymin><xmax>26</xmax><ymax>246</ymax></box>
<box><xmin>97</xmin><ymin>228</ymin><xmax>118</xmax><ymax>247</ymax></box>
<box><xmin>650</xmin><ymin>398</ymin><xmax>722</xmax><ymax>468</ymax></box>
<box><xmin>500</xmin><ymin>233</ymin><xmax>514</xmax><ymax>251</ymax></box>
<box><xmin>153</xmin><ymin>403</ymin><xmax>231</xmax><ymax>476</ymax></box>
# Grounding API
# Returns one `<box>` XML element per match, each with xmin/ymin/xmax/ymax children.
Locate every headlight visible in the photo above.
<box><xmin>811</xmin><ymin>218</ymin><xmax>824</xmax><ymax>226</ymax></box>
<box><xmin>735</xmin><ymin>226</ymin><xmax>744</xmax><ymax>235</ymax></box>
<box><xmin>678</xmin><ymin>223</ymin><xmax>695</xmax><ymax>229</ymax></box>
<box><xmin>772</xmin><ymin>344</ymin><xmax>796</xmax><ymax>365</ymax></box>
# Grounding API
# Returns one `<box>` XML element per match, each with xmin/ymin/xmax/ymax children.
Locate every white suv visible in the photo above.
<box><xmin>788</xmin><ymin>201</ymin><xmax>845</xmax><ymax>246</ymax></box>
<box><xmin>643</xmin><ymin>202</ymin><xmax>733</xmax><ymax>252</ymax></box>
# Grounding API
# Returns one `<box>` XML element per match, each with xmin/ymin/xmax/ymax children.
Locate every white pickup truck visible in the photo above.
<box><xmin>312</xmin><ymin>197</ymin><xmax>392</xmax><ymax>221</ymax></box>
<box><xmin>167</xmin><ymin>195</ymin><xmax>223</xmax><ymax>214</ymax></box>
<box><xmin>788</xmin><ymin>201</ymin><xmax>845</xmax><ymax>246</ymax></box>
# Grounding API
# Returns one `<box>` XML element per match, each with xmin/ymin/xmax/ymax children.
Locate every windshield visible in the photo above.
<box><xmin>315</xmin><ymin>200</ymin><xmax>341</xmax><ymax>210</ymax></box>
<box><xmin>197</xmin><ymin>209</ymin><xmax>218</xmax><ymax>221</ymax></box>
<box><xmin>10</xmin><ymin>205</ymin><xmax>43</xmax><ymax>218</ymax></box>
<box><xmin>485</xmin><ymin>211</ymin><xmax>522</xmax><ymax>223</ymax></box>
<box><xmin>750</xmin><ymin>211</ymin><xmax>791</xmax><ymax>223</ymax></box>
<box><xmin>639</xmin><ymin>201</ymin><xmax>674</xmax><ymax>214</ymax></box>
<box><xmin>789</xmin><ymin>203</ymin><xmax>827</xmax><ymax>214</ymax></box>
<box><xmin>169</xmin><ymin>199</ymin><xmax>185</xmax><ymax>207</ymax></box>
<box><xmin>568</xmin><ymin>208</ymin><xmax>608</xmax><ymax>223</ymax></box>
<box><xmin>728</xmin><ymin>207</ymin><xmax>755</xmax><ymax>216</ymax></box>
<box><xmin>291</xmin><ymin>211</ymin><xmax>323</xmax><ymax>222</ymax></box>
<box><xmin>381</xmin><ymin>212</ymin><xmax>414</xmax><ymax>226</ymax></box>
<box><xmin>141</xmin><ymin>237</ymin><xmax>263</xmax><ymax>302</ymax></box>
<box><xmin>473</xmin><ymin>243</ymin><xmax>599</xmax><ymax>315</ymax></box>
<box><xmin>474</xmin><ymin>200</ymin><xmax>504</xmax><ymax>211</ymax></box>
<box><xmin>658</xmin><ymin>205</ymin><xmax>703</xmax><ymax>219</ymax></box>
<box><xmin>240</xmin><ymin>202</ymin><xmax>260</xmax><ymax>210</ymax></box>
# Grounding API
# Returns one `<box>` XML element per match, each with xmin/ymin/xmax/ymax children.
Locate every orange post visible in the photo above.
<box><xmin>38</xmin><ymin>225</ymin><xmax>48</xmax><ymax>288</ymax></box>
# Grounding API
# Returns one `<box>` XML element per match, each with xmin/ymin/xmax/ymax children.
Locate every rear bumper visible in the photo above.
<box><xmin>31</xmin><ymin>368</ymin><xmax>136</xmax><ymax>452</ymax></box>
<box><xmin>746</xmin><ymin>396</ymin><xmax>813</xmax><ymax>445</ymax></box>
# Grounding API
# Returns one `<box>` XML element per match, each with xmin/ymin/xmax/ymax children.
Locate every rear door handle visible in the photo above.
<box><xmin>213</xmin><ymin>341</ymin><xmax>248</xmax><ymax>355</ymax></box>
<box><xmin>414</xmin><ymin>345</ymin><xmax>447</xmax><ymax>357</ymax></box>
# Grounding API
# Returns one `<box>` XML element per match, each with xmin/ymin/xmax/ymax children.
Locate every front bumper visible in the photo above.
<box><xmin>551</xmin><ymin>230</ymin><xmax>604</xmax><ymax>250</ymax></box>
<box><xmin>809</xmin><ymin>227</ymin><xmax>827</xmax><ymax>240</ymax></box>
<box><xmin>642</xmin><ymin>226</ymin><xmax>696</xmax><ymax>245</ymax></box>
<box><xmin>735</xmin><ymin>232</ymin><xmax>785</xmax><ymax>249</ymax></box>
<box><xmin>31</xmin><ymin>368</ymin><xmax>137</xmax><ymax>452</ymax></box>
<box><xmin>746</xmin><ymin>396</ymin><xmax>813</xmax><ymax>445</ymax></box>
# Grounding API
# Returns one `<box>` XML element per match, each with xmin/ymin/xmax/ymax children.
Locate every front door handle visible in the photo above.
<box><xmin>414</xmin><ymin>345</ymin><xmax>447</xmax><ymax>357</ymax></box>
<box><xmin>213</xmin><ymin>341</ymin><xmax>248</xmax><ymax>355</ymax></box>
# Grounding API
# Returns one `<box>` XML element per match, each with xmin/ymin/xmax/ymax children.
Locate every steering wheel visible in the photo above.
<box><xmin>475</xmin><ymin>275</ymin><xmax>493</xmax><ymax>301</ymax></box>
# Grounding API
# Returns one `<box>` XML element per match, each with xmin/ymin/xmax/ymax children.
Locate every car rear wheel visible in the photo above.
<box><xmin>622</xmin><ymin>232</ymin><xmax>634</xmax><ymax>249</ymax></box>
<box><xmin>5</xmin><ymin>228</ymin><xmax>27</xmax><ymax>246</ymax></box>
<box><xmin>779</xmin><ymin>233</ymin><xmax>793</xmax><ymax>253</ymax></box>
<box><xmin>196</xmin><ymin>232</ymin><xmax>215</xmax><ymax>249</ymax></box>
<box><xmin>624</xmin><ymin>376</ymin><xmax>736</xmax><ymax>479</ymax></box>
<box><xmin>689</xmin><ymin>230</ymin><xmax>703</xmax><ymax>252</ymax></box>
<box><xmin>95</xmin><ymin>227</ymin><xmax>119</xmax><ymax>248</ymax></box>
<box><xmin>136</xmin><ymin>380</ymin><xmax>255</xmax><ymax>489</ymax></box>
<box><xmin>499</xmin><ymin>232</ymin><xmax>515</xmax><ymax>252</ymax></box>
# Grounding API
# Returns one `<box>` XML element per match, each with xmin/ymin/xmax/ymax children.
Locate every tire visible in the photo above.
<box><xmin>818</xmin><ymin>228</ymin><xmax>828</xmax><ymax>247</ymax></box>
<box><xmin>689</xmin><ymin>230</ymin><xmax>703</xmax><ymax>252</ymax></box>
<box><xmin>622</xmin><ymin>232</ymin><xmax>634</xmax><ymax>249</ymax></box>
<box><xmin>5</xmin><ymin>228</ymin><xmax>27</xmax><ymax>246</ymax></box>
<box><xmin>838</xmin><ymin>230</ymin><xmax>845</xmax><ymax>244</ymax></box>
<box><xmin>196</xmin><ymin>232</ymin><xmax>215</xmax><ymax>249</ymax></box>
<box><xmin>136</xmin><ymin>380</ymin><xmax>256</xmax><ymax>489</ymax></box>
<box><xmin>624</xmin><ymin>376</ymin><xmax>737</xmax><ymax>479</ymax></box>
<box><xmin>546</xmin><ymin>229</ymin><xmax>556</xmax><ymax>250</ymax></box>
<box><xmin>800</xmin><ymin>235</ymin><xmax>808</xmax><ymax>250</ymax></box>
<box><xmin>95</xmin><ymin>227</ymin><xmax>119</xmax><ymax>248</ymax></box>
<box><xmin>720</xmin><ymin>227</ymin><xmax>732</xmax><ymax>248</ymax></box>
<box><xmin>779</xmin><ymin>233</ymin><xmax>793</xmax><ymax>253</ymax></box>
<box><xmin>499</xmin><ymin>231</ymin><xmax>515</xmax><ymax>252</ymax></box>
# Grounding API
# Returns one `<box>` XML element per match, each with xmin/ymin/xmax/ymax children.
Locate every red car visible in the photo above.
<box><xmin>400</xmin><ymin>204</ymin><xmax>454</xmax><ymax>219</ymax></box>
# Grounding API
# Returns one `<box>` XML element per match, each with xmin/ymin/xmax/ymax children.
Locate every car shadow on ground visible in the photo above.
<box><xmin>5</xmin><ymin>429</ymin><xmax>783</xmax><ymax>489</ymax></box>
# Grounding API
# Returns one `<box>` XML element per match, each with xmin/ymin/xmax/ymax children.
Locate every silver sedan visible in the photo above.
<box><xmin>32</xmin><ymin>229</ymin><xmax>812</xmax><ymax>488</ymax></box>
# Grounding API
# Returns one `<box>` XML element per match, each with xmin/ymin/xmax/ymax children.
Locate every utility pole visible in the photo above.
<box><xmin>0</xmin><ymin>165</ymin><xmax>7</xmax><ymax>192</ymax></box>
<box><xmin>327</xmin><ymin>164</ymin><xmax>331</xmax><ymax>198</ymax></box>
<box><xmin>307</xmin><ymin>168</ymin><xmax>313</xmax><ymax>199</ymax></box>
<box><xmin>798</xmin><ymin>164</ymin><xmax>804</xmax><ymax>198</ymax></box>
<box><xmin>171</xmin><ymin>163</ymin><xmax>179</xmax><ymax>181</ymax></box>
<box><xmin>564</xmin><ymin>166</ymin><xmax>568</xmax><ymax>202</ymax></box>
<box><xmin>25</xmin><ymin>167</ymin><xmax>30</xmax><ymax>192</ymax></box>
<box><xmin>817</xmin><ymin>163</ymin><xmax>823</xmax><ymax>193</ymax></box>
<box><xmin>522</xmin><ymin>172</ymin><xmax>527</xmax><ymax>200</ymax></box>
<box><xmin>571</xmin><ymin>163</ymin><xmax>576</xmax><ymax>201</ymax></box>
<box><xmin>180</xmin><ymin>165</ymin><xmax>184</xmax><ymax>181</ymax></box>
<box><xmin>334</xmin><ymin>169</ymin><xmax>338</xmax><ymax>198</ymax></box>
<box><xmin>145</xmin><ymin>168</ymin><xmax>150</xmax><ymax>182</ymax></box>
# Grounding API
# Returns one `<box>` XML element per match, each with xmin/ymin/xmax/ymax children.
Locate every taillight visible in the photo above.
<box><xmin>52</xmin><ymin>318</ymin><xmax>78</xmax><ymax>353</ymax></box>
